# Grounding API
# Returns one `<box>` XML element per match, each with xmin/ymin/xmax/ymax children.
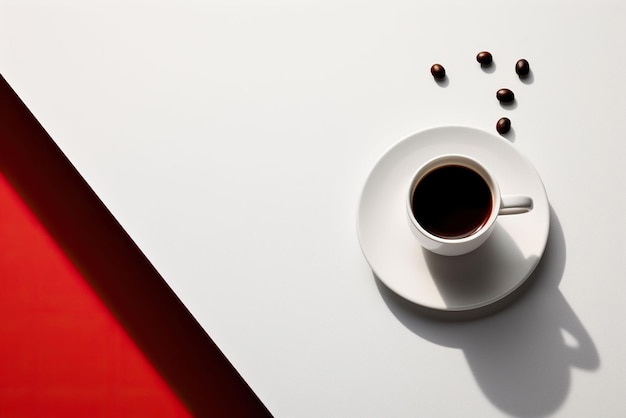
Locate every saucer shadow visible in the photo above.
<box><xmin>375</xmin><ymin>208</ymin><xmax>599</xmax><ymax>417</ymax></box>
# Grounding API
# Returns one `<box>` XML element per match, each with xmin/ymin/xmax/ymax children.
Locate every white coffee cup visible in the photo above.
<box><xmin>407</xmin><ymin>154</ymin><xmax>533</xmax><ymax>256</ymax></box>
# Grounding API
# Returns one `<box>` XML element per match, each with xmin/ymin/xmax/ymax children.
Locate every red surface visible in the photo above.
<box><xmin>0</xmin><ymin>75</ymin><xmax>271</xmax><ymax>417</ymax></box>
<box><xmin>0</xmin><ymin>173</ymin><xmax>190</xmax><ymax>418</ymax></box>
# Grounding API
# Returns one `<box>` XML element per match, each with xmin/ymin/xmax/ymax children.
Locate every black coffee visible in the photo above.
<box><xmin>411</xmin><ymin>165</ymin><xmax>492</xmax><ymax>238</ymax></box>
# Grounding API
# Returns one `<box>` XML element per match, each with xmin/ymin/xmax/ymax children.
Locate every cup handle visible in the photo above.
<box><xmin>499</xmin><ymin>195</ymin><xmax>533</xmax><ymax>215</ymax></box>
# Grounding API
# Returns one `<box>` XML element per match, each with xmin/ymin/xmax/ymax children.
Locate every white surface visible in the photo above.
<box><xmin>1</xmin><ymin>1</ymin><xmax>625</xmax><ymax>417</ymax></box>
<box><xmin>358</xmin><ymin>126</ymin><xmax>549</xmax><ymax>308</ymax></box>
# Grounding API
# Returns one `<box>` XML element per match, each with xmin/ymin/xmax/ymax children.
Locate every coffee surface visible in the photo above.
<box><xmin>411</xmin><ymin>165</ymin><xmax>492</xmax><ymax>238</ymax></box>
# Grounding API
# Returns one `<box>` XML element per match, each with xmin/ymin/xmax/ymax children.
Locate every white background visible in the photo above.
<box><xmin>1</xmin><ymin>1</ymin><xmax>625</xmax><ymax>416</ymax></box>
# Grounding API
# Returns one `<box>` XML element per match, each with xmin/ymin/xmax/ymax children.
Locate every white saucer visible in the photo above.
<box><xmin>357</xmin><ymin>126</ymin><xmax>550</xmax><ymax>311</ymax></box>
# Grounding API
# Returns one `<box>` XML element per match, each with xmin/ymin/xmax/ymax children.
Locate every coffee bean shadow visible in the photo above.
<box><xmin>520</xmin><ymin>68</ymin><xmax>535</xmax><ymax>85</ymax></box>
<box><xmin>481</xmin><ymin>61</ymin><xmax>497</xmax><ymax>74</ymax></box>
<box><xmin>374</xmin><ymin>207</ymin><xmax>599</xmax><ymax>417</ymax></box>
<box><xmin>500</xmin><ymin>99</ymin><xmax>518</xmax><ymax>110</ymax></box>
<box><xmin>501</xmin><ymin>126</ymin><xmax>516</xmax><ymax>143</ymax></box>
<box><xmin>436</xmin><ymin>76</ymin><xmax>450</xmax><ymax>88</ymax></box>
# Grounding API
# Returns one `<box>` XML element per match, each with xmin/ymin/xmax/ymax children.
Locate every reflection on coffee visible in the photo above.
<box><xmin>411</xmin><ymin>165</ymin><xmax>492</xmax><ymax>239</ymax></box>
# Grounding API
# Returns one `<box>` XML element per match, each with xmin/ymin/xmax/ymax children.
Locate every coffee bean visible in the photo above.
<box><xmin>476</xmin><ymin>51</ymin><xmax>493</xmax><ymax>66</ymax></box>
<box><xmin>496</xmin><ymin>117</ymin><xmax>511</xmax><ymax>134</ymax></box>
<box><xmin>496</xmin><ymin>88</ymin><xmax>515</xmax><ymax>104</ymax></box>
<box><xmin>430</xmin><ymin>64</ymin><xmax>446</xmax><ymax>80</ymax></box>
<box><xmin>515</xmin><ymin>59</ymin><xmax>530</xmax><ymax>77</ymax></box>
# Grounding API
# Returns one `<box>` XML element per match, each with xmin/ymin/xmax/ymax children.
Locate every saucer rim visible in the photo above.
<box><xmin>357</xmin><ymin>125</ymin><xmax>550</xmax><ymax>312</ymax></box>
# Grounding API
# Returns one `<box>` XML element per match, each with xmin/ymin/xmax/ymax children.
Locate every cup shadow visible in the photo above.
<box><xmin>375</xmin><ymin>207</ymin><xmax>599</xmax><ymax>417</ymax></box>
<box><xmin>420</xmin><ymin>222</ymin><xmax>532</xmax><ymax>314</ymax></box>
